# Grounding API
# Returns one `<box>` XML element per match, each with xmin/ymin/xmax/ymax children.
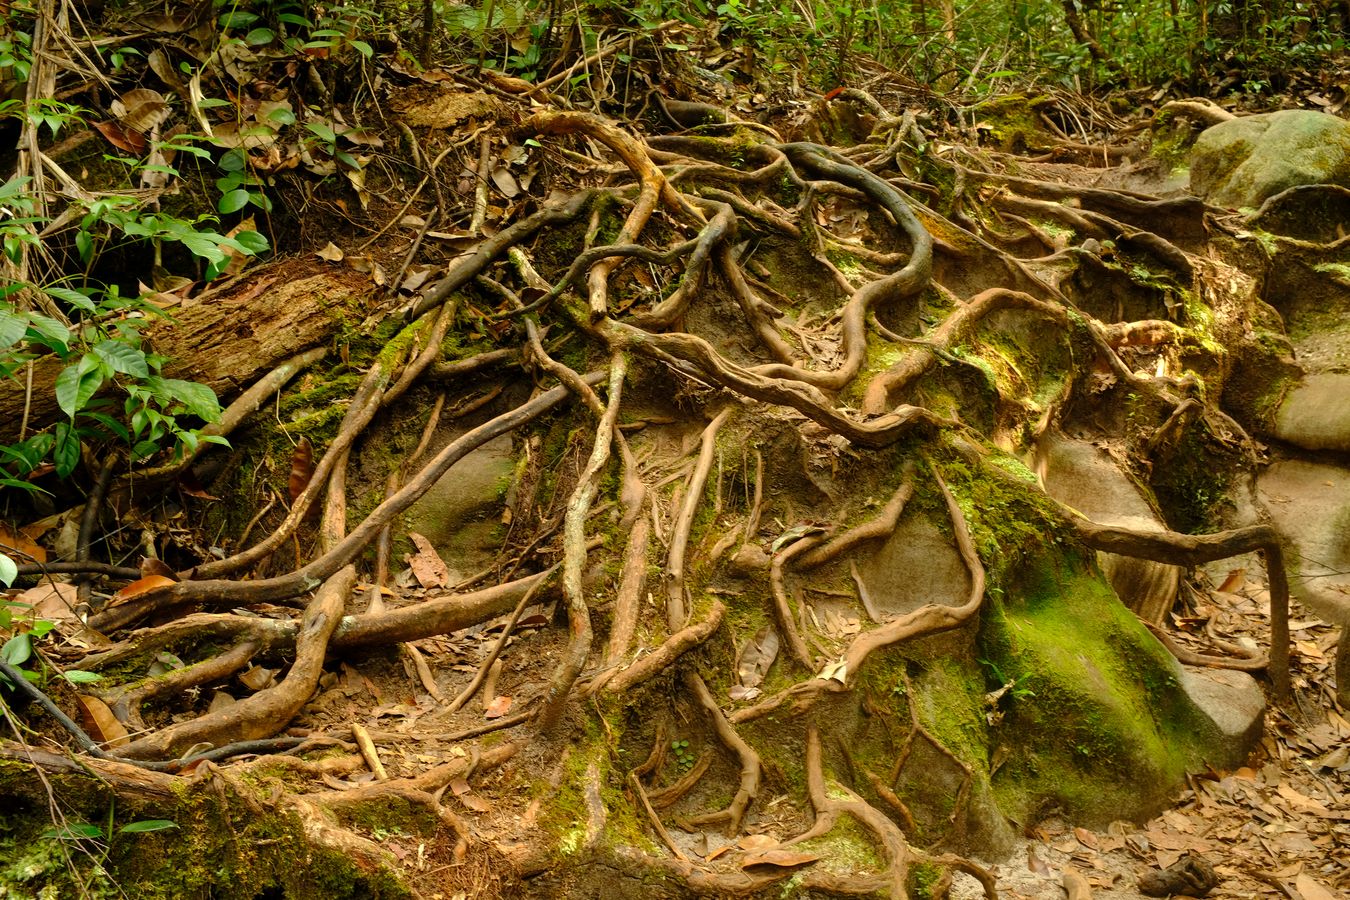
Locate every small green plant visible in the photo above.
<box><xmin>41</xmin><ymin>804</ymin><xmax>176</xmax><ymax>849</ymax></box>
<box><xmin>0</xmin><ymin>599</ymin><xmax>101</xmax><ymax>688</ymax></box>
<box><xmin>670</xmin><ymin>738</ymin><xmax>697</xmax><ymax>772</ymax></box>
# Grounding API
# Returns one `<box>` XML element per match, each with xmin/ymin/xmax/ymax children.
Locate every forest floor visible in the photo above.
<box><xmin>3</xmin><ymin>11</ymin><xmax>1350</xmax><ymax>900</ymax></box>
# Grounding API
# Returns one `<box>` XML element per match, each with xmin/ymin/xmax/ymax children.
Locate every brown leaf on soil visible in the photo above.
<box><xmin>113</xmin><ymin>575</ymin><xmax>176</xmax><ymax>601</ymax></box>
<box><xmin>15</xmin><ymin>582</ymin><xmax>78</xmax><ymax>619</ymax></box>
<box><xmin>458</xmin><ymin>792</ymin><xmax>493</xmax><ymax>813</ymax></box>
<box><xmin>1295</xmin><ymin>873</ymin><xmax>1337</xmax><ymax>900</ymax></box>
<box><xmin>740</xmin><ymin>849</ymin><xmax>819</xmax><ymax>870</ymax></box>
<box><xmin>484</xmin><ymin>695</ymin><xmax>512</xmax><ymax>719</ymax></box>
<box><xmin>1216</xmin><ymin>567</ymin><xmax>1246</xmax><ymax>593</ymax></box>
<box><xmin>737</xmin><ymin>834</ymin><xmax>777</xmax><ymax>851</ymax></box>
<box><xmin>407</xmin><ymin>533</ymin><xmax>449</xmax><ymax>588</ymax></box>
<box><xmin>0</xmin><ymin>523</ymin><xmax>46</xmax><ymax>563</ymax></box>
<box><xmin>92</xmin><ymin>119</ymin><xmax>147</xmax><ymax>155</ymax></box>
<box><xmin>735</xmin><ymin>625</ymin><xmax>779</xmax><ymax>691</ymax></box>
<box><xmin>1028</xmin><ymin>847</ymin><xmax>1052</xmax><ymax>876</ymax></box>
<box><xmin>140</xmin><ymin>558</ymin><xmax>178</xmax><ymax>581</ymax></box>
<box><xmin>288</xmin><ymin>436</ymin><xmax>314</xmax><ymax>501</ymax></box>
<box><xmin>75</xmin><ymin>695</ymin><xmax>130</xmax><ymax>748</ymax></box>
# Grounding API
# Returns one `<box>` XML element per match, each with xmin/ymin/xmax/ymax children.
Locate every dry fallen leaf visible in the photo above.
<box><xmin>113</xmin><ymin>575</ymin><xmax>177</xmax><ymax>601</ymax></box>
<box><xmin>407</xmin><ymin>533</ymin><xmax>449</xmax><ymax>588</ymax></box>
<box><xmin>288</xmin><ymin>436</ymin><xmax>315</xmax><ymax>501</ymax></box>
<box><xmin>737</xmin><ymin>833</ymin><xmax>777</xmax><ymax>851</ymax></box>
<box><xmin>1</xmin><ymin>523</ymin><xmax>47</xmax><ymax>563</ymax></box>
<box><xmin>741</xmin><ymin>849</ymin><xmax>819</xmax><ymax>870</ymax></box>
<box><xmin>15</xmin><ymin>582</ymin><xmax>78</xmax><ymax>619</ymax></box>
<box><xmin>484</xmin><ymin>695</ymin><xmax>513</xmax><ymax>719</ymax></box>
<box><xmin>1295</xmin><ymin>873</ymin><xmax>1337</xmax><ymax>900</ymax></box>
<box><xmin>735</xmin><ymin>625</ymin><xmax>779</xmax><ymax>690</ymax></box>
<box><xmin>74</xmin><ymin>696</ymin><xmax>130</xmax><ymax>748</ymax></box>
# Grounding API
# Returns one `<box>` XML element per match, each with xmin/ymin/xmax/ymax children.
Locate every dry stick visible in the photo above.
<box><xmin>317</xmin><ymin>445</ymin><xmax>351</xmax><ymax>555</ymax></box>
<box><xmin>1067</xmin><ymin>516</ymin><xmax>1290</xmax><ymax>699</ymax></box>
<box><xmin>632</xmin><ymin>722</ymin><xmax>669</xmax><ymax>780</ymax></box>
<box><xmin>100</xmin><ymin>640</ymin><xmax>261</xmax><ymax>735</ymax></box>
<box><xmin>368</xmin><ymin>393</ymin><xmax>447</xmax><ymax>615</ymax></box>
<box><xmin>522</xmin><ymin>110</ymin><xmax>702</xmax><ymax>319</ymax></box>
<box><xmin>719</xmin><ymin>243</ymin><xmax>797</xmax><ymax>366</ymax></box>
<box><xmin>538</xmin><ymin>355</ymin><xmax>627</xmax><ymax>733</ymax></box>
<box><xmin>628</xmin><ymin>770</ymin><xmax>688</xmax><ymax>862</ymax></box>
<box><xmin>599</xmin><ymin>318</ymin><xmax>954</xmax><ymax>450</ymax></box>
<box><xmin>604</xmin><ymin>511</ymin><xmax>651</xmax><ymax>666</ymax></box>
<box><xmin>665</xmin><ymin>407</ymin><xmax>732</xmax><ymax>631</ymax></box>
<box><xmin>82</xmin><ymin>570</ymin><xmax>556</xmax><ymax>675</ymax></box>
<box><xmin>598</xmin><ymin>600</ymin><xmax>725</xmax><ymax>695</ymax></box>
<box><xmin>682</xmin><ymin>671</ymin><xmax>761</xmax><ymax>836</ymax></box>
<box><xmin>865</xmin><ymin>770</ymin><xmax>920</xmax><ymax>836</ymax></box>
<box><xmin>469</xmin><ymin>134</ymin><xmax>491</xmax><ymax>236</ymax></box>
<box><xmin>114</xmin><ymin>567</ymin><xmax>354</xmax><ymax>760</ymax></box>
<box><xmin>730</xmin><ymin>469</ymin><xmax>986</xmax><ymax>725</ymax></box>
<box><xmin>862</xmin><ymin>287</ymin><xmax>1068</xmax><ymax>414</ymax></box>
<box><xmin>737</xmin><ymin>142</ymin><xmax>933</xmax><ymax>392</ymax></box>
<box><xmin>794</xmin><ymin>469</ymin><xmax>916</xmax><ymax>571</ymax></box>
<box><xmin>627</xmin><ymin>201</ymin><xmax>734</xmax><ymax>329</ymax></box>
<box><xmin>90</xmin><ymin>376</ymin><xmax>601</xmax><ymax>630</ymax></box>
<box><xmin>792</xmin><ymin>725</ymin><xmax>913</xmax><ymax>899</ymax></box>
<box><xmin>770</xmin><ymin>535</ymin><xmax>827</xmax><ymax>670</ymax></box>
<box><xmin>188</xmin><ymin>334</ymin><xmax>399</xmax><ymax>580</ymax></box>
<box><xmin>74</xmin><ymin>453</ymin><xmax>118</xmax><ymax>607</ymax></box>
<box><xmin>445</xmin><ymin>565</ymin><xmax>556</xmax><ymax>715</ymax></box>
<box><xmin>405</xmin><ymin>188</ymin><xmax>594</xmax><ymax>322</ymax></box>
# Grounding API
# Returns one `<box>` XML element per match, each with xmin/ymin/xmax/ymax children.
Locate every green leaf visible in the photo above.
<box><xmin>266</xmin><ymin>107</ymin><xmax>296</xmax><ymax>126</ymax></box>
<box><xmin>1</xmin><ymin>632</ymin><xmax>31</xmax><ymax>666</ymax></box>
<box><xmin>0</xmin><ymin>307</ymin><xmax>26</xmax><ymax>349</ymax></box>
<box><xmin>349</xmin><ymin>40</ymin><xmax>373</xmax><ymax>58</ymax></box>
<box><xmin>218</xmin><ymin>10</ymin><xmax>258</xmax><ymax>28</ymax></box>
<box><xmin>0</xmin><ymin>553</ymin><xmax>15</xmax><ymax>587</ymax></box>
<box><xmin>75</xmin><ymin>229</ymin><xmax>93</xmax><ymax>262</ymax></box>
<box><xmin>305</xmin><ymin>122</ymin><xmax>337</xmax><ymax>144</ymax></box>
<box><xmin>83</xmin><ymin>411</ymin><xmax>131</xmax><ymax>442</ymax></box>
<box><xmin>44</xmin><ymin>285</ymin><xmax>96</xmax><ymax>313</ymax></box>
<box><xmin>92</xmin><ymin>341</ymin><xmax>149</xmax><ymax>378</ymax></box>
<box><xmin>233</xmin><ymin>230</ymin><xmax>269</xmax><ymax>254</ymax></box>
<box><xmin>147</xmin><ymin>377</ymin><xmax>222</xmax><ymax>421</ymax></box>
<box><xmin>63</xmin><ymin>669</ymin><xmax>102</xmax><ymax>684</ymax></box>
<box><xmin>24</xmin><ymin>313</ymin><xmax>70</xmax><ymax>350</ymax></box>
<box><xmin>53</xmin><ymin>421</ymin><xmax>81</xmax><ymax>478</ymax></box>
<box><xmin>218</xmin><ymin>189</ymin><xmax>251</xmax><ymax>214</ymax></box>
<box><xmin>42</xmin><ymin>823</ymin><xmax>104</xmax><ymax>840</ymax></box>
<box><xmin>118</xmin><ymin>819</ymin><xmax>178</xmax><ymax>834</ymax></box>
<box><xmin>55</xmin><ymin>357</ymin><xmax>103</xmax><ymax>417</ymax></box>
<box><xmin>245</xmin><ymin>27</ymin><xmax>276</xmax><ymax>45</ymax></box>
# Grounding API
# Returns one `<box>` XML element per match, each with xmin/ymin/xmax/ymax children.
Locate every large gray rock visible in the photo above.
<box><xmin>1190</xmin><ymin>110</ymin><xmax>1350</xmax><ymax>209</ymax></box>
<box><xmin>1273</xmin><ymin>373</ymin><xmax>1350</xmax><ymax>452</ymax></box>
<box><xmin>1179</xmin><ymin>667</ymin><xmax>1266</xmax><ymax>767</ymax></box>
<box><xmin>1256</xmin><ymin>459</ymin><xmax>1350</xmax><ymax>625</ymax></box>
<box><xmin>1033</xmin><ymin>433</ymin><xmax>1181</xmax><ymax>625</ymax></box>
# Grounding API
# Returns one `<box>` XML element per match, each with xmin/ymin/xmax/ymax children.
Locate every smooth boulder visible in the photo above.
<box><xmin>1190</xmin><ymin>110</ymin><xmax>1350</xmax><ymax>209</ymax></box>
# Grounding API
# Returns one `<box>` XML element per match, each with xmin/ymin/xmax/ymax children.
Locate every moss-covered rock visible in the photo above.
<box><xmin>1190</xmin><ymin>110</ymin><xmax>1350</xmax><ymax>209</ymax></box>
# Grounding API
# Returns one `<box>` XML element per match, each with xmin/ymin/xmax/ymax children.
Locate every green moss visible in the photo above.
<box><xmin>981</xmin><ymin>552</ymin><xmax>1214</xmax><ymax>827</ymax></box>
<box><xmin>797</xmin><ymin>812</ymin><xmax>883</xmax><ymax>874</ymax></box>
<box><xmin>908</xmin><ymin>859</ymin><xmax>943</xmax><ymax>900</ymax></box>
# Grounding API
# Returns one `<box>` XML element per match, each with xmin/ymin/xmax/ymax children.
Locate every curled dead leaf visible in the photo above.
<box><xmin>114</xmin><ymin>575</ymin><xmax>176</xmax><ymax>601</ymax></box>
<box><xmin>288</xmin><ymin>436</ymin><xmax>314</xmax><ymax>501</ymax></box>
<box><xmin>75</xmin><ymin>695</ymin><xmax>130</xmax><ymax>748</ymax></box>
<box><xmin>741</xmin><ymin>849</ymin><xmax>819</xmax><ymax>870</ymax></box>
